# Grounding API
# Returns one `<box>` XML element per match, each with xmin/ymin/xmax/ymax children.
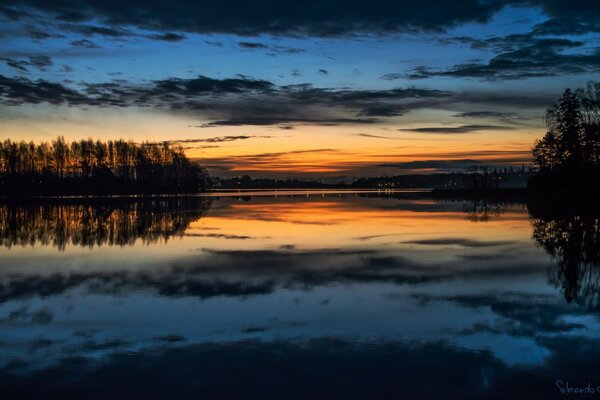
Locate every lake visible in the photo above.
<box><xmin>0</xmin><ymin>191</ymin><xmax>598</xmax><ymax>399</ymax></box>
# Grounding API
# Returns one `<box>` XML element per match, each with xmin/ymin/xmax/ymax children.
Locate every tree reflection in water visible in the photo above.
<box><xmin>0</xmin><ymin>197</ymin><xmax>212</xmax><ymax>250</ymax></box>
<box><xmin>529</xmin><ymin>200</ymin><xmax>600</xmax><ymax>309</ymax></box>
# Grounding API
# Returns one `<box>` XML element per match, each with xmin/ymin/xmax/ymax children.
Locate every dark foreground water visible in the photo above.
<box><xmin>0</xmin><ymin>192</ymin><xmax>598</xmax><ymax>399</ymax></box>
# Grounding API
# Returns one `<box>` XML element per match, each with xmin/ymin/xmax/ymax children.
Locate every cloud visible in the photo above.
<box><xmin>70</xmin><ymin>39</ymin><xmax>100</xmax><ymax>48</ymax></box>
<box><xmin>185</xmin><ymin>233</ymin><xmax>267</xmax><ymax>240</ymax></box>
<box><xmin>317</xmin><ymin>69</ymin><xmax>329</xmax><ymax>75</ymax></box>
<box><xmin>1</xmin><ymin>55</ymin><xmax>53</xmax><ymax>72</ymax></box>
<box><xmin>1</xmin><ymin>58</ymin><xmax>30</xmax><ymax>72</ymax></box>
<box><xmin>238</xmin><ymin>42</ymin><xmax>305</xmax><ymax>57</ymax></box>
<box><xmin>59</xmin><ymin>23</ymin><xmax>130</xmax><ymax>37</ymax></box>
<box><xmin>238</xmin><ymin>42</ymin><xmax>268</xmax><ymax>49</ymax></box>
<box><xmin>0</xmin><ymin>72</ymin><xmax>546</xmax><ymax>129</ymax></box>
<box><xmin>2</xmin><ymin>0</ymin><xmax>600</xmax><ymax>45</ymax></box>
<box><xmin>453</xmin><ymin>111</ymin><xmax>518</xmax><ymax>120</ymax></box>
<box><xmin>532</xmin><ymin>18</ymin><xmax>600</xmax><ymax>35</ymax></box>
<box><xmin>147</xmin><ymin>32</ymin><xmax>185</xmax><ymax>41</ymax></box>
<box><xmin>166</xmin><ymin>135</ymin><xmax>274</xmax><ymax>144</ymax></box>
<box><xmin>399</xmin><ymin>124</ymin><xmax>515</xmax><ymax>134</ymax></box>
<box><xmin>237</xmin><ymin>42</ymin><xmax>305</xmax><ymax>56</ymax></box>
<box><xmin>27</xmin><ymin>55</ymin><xmax>52</xmax><ymax>69</ymax></box>
<box><xmin>376</xmin><ymin>151</ymin><xmax>532</xmax><ymax>171</ymax></box>
<box><xmin>272</xmin><ymin>46</ymin><xmax>305</xmax><ymax>55</ymax></box>
<box><xmin>404</xmin><ymin>238</ymin><xmax>516</xmax><ymax>247</ymax></box>
<box><xmin>0</xmin><ymin>0</ymin><xmax>515</xmax><ymax>38</ymax></box>
<box><xmin>195</xmin><ymin>148</ymin><xmax>342</xmax><ymax>174</ymax></box>
<box><xmin>407</xmin><ymin>39</ymin><xmax>600</xmax><ymax>80</ymax></box>
<box><xmin>353</xmin><ymin>133</ymin><xmax>401</xmax><ymax>140</ymax></box>
<box><xmin>200</xmin><ymin>117</ymin><xmax>379</xmax><ymax>127</ymax></box>
<box><xmin>0</xmin><ymin>74</ymin><xmax>92</xmax><ymax>106</ymax></box>
<box><xmin>440</xmin><ymin>34</ymin><xmax>584</xmax><ymax>54</ymax></box>
<box><xmin>27</xmin><ymin>30</ymin><xmax>65</xmax><ymax>40</ymax></box>
<box><xmin>150</xmin><ymin>75</ymin><xmax>275</xmax><ymax>95</ymax></box>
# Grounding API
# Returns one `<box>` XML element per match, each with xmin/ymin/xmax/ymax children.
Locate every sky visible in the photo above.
<box><xmin>1</xmin><ymin>0</ymin><xmax>600</xmax><ymax>178</ymax></box>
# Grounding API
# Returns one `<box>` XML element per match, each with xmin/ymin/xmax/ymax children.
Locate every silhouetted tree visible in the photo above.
<box><xmin>0</xmin><ymin>137</ymin><xmax>211</xmax><ymax>194</ymax></box>
<box><xmin>577</xmin><ymin>81</ymin><xmax>600</xmax><ymax>167</ymax></box>
<box><xmin>533</xmin><ymin>86</ymin><xmax>599</xmax><ymax>172</ymax></box>
<box><xmin>530</xmin><ymin>84</ymin><xmax>600</xmax><ymax>193</ymax></box>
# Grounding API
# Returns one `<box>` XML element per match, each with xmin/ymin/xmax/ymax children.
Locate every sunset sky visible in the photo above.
<box><xmin>1</xmin><ymin>1</ymin><xmax>600</xmax><ymax>178</ymax></box>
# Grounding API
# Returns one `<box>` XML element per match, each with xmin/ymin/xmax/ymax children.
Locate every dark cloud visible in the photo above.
<box><xmin>273</xmin><ymin>46</ymin><xmax>305</xmax><ymax>55</ymax></box>
<box><xmin>27</xmin><ymin>55</ymin><xmax>52</xmax><ymax>69</ymax></box>
<box><xmin>0</xmin><ymin>5</ymin><xmax>32</xmax><ymax>20</ymax></box>
<box><xmin>440</xmin><ymin>34</ymin><xmax>584</xmax><ymax>54</ymax></box>
<box><xmin>59</xmin><ymin>23</ymin><xmax>130</xmax><ymax>37</ymax></box>
<box><xmin>0</xmin><ymin>72</ymin><xmax>544</xmax><ymax>128</ymax></box>
<box><xmin>200</xmin><ymin>117</ymin><xmax>379</xmax><ymax>127</ymax></box>
<box><xmin>195</xmin><ymin>149</ymin><xmax>344</xmax><ymax>175</ymax></box>
<box><xmin>381</xmin><ymin>34</ymin><xmax>600</xmax><ymax>81</ymax></box>
<box><xmin>57</xmin><ymin>23</ymin><xmax>186</xmax><ymax>42</ymax></box>
<box><xmin>150</xmin><ymin>75</ymin><xmax>275</xmax><ymax>95</ymax></box>
<box><xmin>529</xmin><ymin>1</ymin><xmax>600</xmax><ymax>35</ymax></box>
<box><xmin>2</xmin><ymin>0</ymin><xmax>600</xmax><ymax>44</ymax></box>
<box><xmin>452</xmin><ymin>90</ymin><xmax>556</xmax><ymax>109</ymax></box>
<box><xmin>1</xmin><ymin>55</ymin><xmax>53</xmax><ymax>72</ymax></box>
<box><xmin>399</xmin><ymin>124</ymin><xmax>515</xmax><ymax>134</ymax></box>
<box><xmin>354</xmin><ymin>133</ymin><xmax>401</xmax><ymax>140</ymax></box>
<box><xmin>357</xmin><ymin>104</ymin><xmax>408</xmax><ymax>117</ymax></box>
<box><xmin>317</xmin><ymin>69</ymin><xmax>329</xmax><ymax>75</ymax></box>
<box><xmin>27</xmin><ymin>29</ymin><xmax>64</xmax><ymax>40</ymax></box>
<box><xmin>532</xmin><ymin>17</ymin><xmax>600</xmax><ymax>35</ymax></box>
<box><xmin>237</xmin><ymin>42</ymin><xmax>305</xmax><ymax>56</ymax></box>
<box><xmin>0</xmin><ymin>75</ymin><xmax>92</xmax><ymax>106</ymax></box>
<box><xmin>454</xmin><ymin>111</ymin><xmax>518</xmax><ymax>120</ymax></box>
<box><xmin>185</xmin><ymin>233</ymin><xmax>265</xmax><ymax>240</ymax></box>
<box><xmin>0</xmin><ymin>0</ymin><xmax>516</xmax><ymax>37</ymax></box>
<box><xmin>166</xmin><ymin>135</ymin><xmax>274</xmax><ymax>144</ymax></box>
<box><xmin>147</xmin><ymin>32</ymin><xmax>185</xmax><ymax>41</ymax></box>
<box><xmin>238</xmin><ymin>41</ymin><xmax>268</xmax><ymax>49</ymax></box>
<box><xmin>1</xmin><ymin>58</ymin><xmax>30</xmax><ymax>72</ymax></box>
<box><xmin>380</xmin><ymin>73</ymin><xmax>404</xmax><ymax>81</ymax></box>
<box><xmin>404</xmin><ymin>238</ymin><xmax>516</xmax><ymax>247</ymax></box>
<box><xmin>70</xmin><ymin>39</ymin><xmax>100</xmax><ymax>48</ymax></box>
<box><xmin>408</xmin><ymin>39</ymin><xmax>600</xmax><ymax>80</ymax></box>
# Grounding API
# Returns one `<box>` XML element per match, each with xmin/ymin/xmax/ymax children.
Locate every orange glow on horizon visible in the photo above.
<box><xmin>1</xmin><ymin>108</ymin><xmax>543</xmax><ymax>176</ymax></box>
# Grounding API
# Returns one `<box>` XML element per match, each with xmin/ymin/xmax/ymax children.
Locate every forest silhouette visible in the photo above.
<box><xmin>0</xmin><ymin>137</ymin><xmax>211</xmax><ymax>195</ymax></box>
<box><xmin>530</xmin><ymin>82</ymin><xmax>600</xmax><ymax>194</ymax></box>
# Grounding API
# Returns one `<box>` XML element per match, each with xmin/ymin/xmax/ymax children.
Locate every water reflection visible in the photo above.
<box><xmin>529</xmin><ymin>200</ymin><xmax>600</xmax><ymax>309</ymax></box>
<box><xmin>0</xmin><ymin>193</ymin><xmax>599</xmax><ymax>399</ymax></box>
<box><xmin>0</xmin><ymin>197</ymin><xmax>212</xmax><ymax>250</ymax></box>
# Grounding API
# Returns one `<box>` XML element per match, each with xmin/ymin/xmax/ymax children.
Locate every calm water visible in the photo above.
<box><xmin>0</xmin><ymin>192</ymin><xmax>598</xmax><ymax>399</ymax></box>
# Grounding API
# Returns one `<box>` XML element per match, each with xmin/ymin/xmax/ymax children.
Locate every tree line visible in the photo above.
<box><xmin>0</xmin><ymin>137</ymin><xmax>211</xmax><ymax>194</ymax></box>
<box><xmin>531</xmin><ymin>82</ymin><xmax>600</xmax><ymax>192</ymax></box>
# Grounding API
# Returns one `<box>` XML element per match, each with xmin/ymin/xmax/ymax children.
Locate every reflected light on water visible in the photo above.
<box><xmin>0</xmin><ymin>192</ymin><xmax>598</xmax><ymax>399</ymax></box>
